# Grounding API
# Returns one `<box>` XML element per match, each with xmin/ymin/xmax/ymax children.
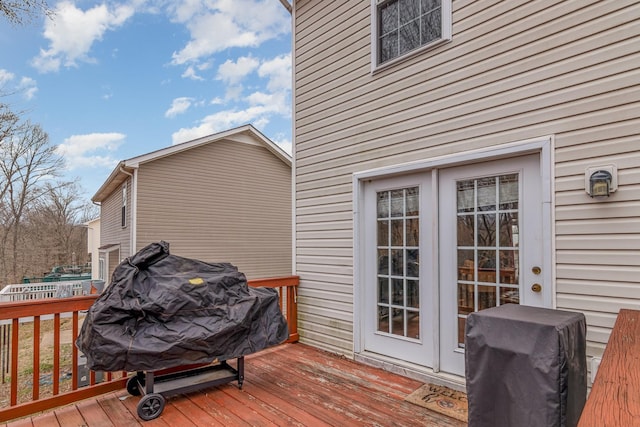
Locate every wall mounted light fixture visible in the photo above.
<box><xmin>585</xmin><ymin>165</ymin><xmax>617</xmax><ymax>199</ymax></box>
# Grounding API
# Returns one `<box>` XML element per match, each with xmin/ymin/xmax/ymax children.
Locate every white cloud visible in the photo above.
<box><xmin>181</xmin><ymin>66</ymin><xmax>204</xmax><ymax>81</ymax></box>
<box><xmin>167</xmin><ymin>0</ymin><xmax>203</xmax><ymax>22</ymax></box>
<box><xmin>0</xmin><ymin>69</ymin><xmax>15</xmax><ymax>86</ymax></box>
<box><xmin>258</xmin><ymin>53</ymin><xmax>291</xmax><ymax>92</ymax></box>
<box><xmin>171</xmin><ymin>51</ymin><xmax>292</xmax><ymax>146</ymax></box>
<box><xmin>102</xmin><ymin>85</ymin><xmax>113</xmax><ymax>100</ymax></box>
<box><xmin>171</xmin><ymin>13</ymin><xmax>258</xmax><ymax>65</ymax></box>
<box><xmin>56</xmin><ymin>132</ymin><xmax>125</xmax><ymax>170</ymax></box>
<box><xmin>171</xmin><ymin>97</ymin><xmax>288</xmax><ymax>144</ymax></box>
<box><xmin>0</xmin><ymin>70</ymin><xmax>38</xmax><ymax>100</ymax></box>
<box><xmin>271</xmin><ymin>134</ymin><xmax>292</xmax><ymax>155</ymax></box>
<box><xmin>217</xmin><ymin>56</ymin><xmax>259</xmax><ymax>85</ymax></box>
<box><xmin>215</xmin><ymin>54</ymin><xmax>290</xmax><ymax>101</ymax></box>
<box><xmin>169</xmin><ymin>0</ymin><xmax>290</xmax><ymax>65</ymax></box>
<box><xmin>18</xmin><ymin>77</ymin><xmax>38</xmax><ymax>100</ymax></box>
<box><xmin>31</xmin><ymin>1</ymin><xmax>135</xmax><ymax>73</ymax></box>
<box><xmin>165</xmin><ymin>97</ymin><xmax>194</xmax><ymax>118</ymax></box>
<box><xmin>246</xmin><ymin>91</ymin><xmax>287</xmax><ymax>111</ymax></box>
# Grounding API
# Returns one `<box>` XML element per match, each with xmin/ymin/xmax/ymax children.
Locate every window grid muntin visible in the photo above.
<box><xmin>121</xmin><ymin>184</ymin><xmax>127</xmax><ymax>228</ymax></box>
<box><xmin>376</xmin><ymin>187</ymin><xmax>420</xmax><ymax>340</ymax></box>
<box><xmin>456</xmin><ymin>174</ymin><xmax>520</xmax><ymax>347</ymax></box>
<box><xmin>377</xmin><ymin>0</ymin><xmax>443</xmax><ymax>65</ymax></box>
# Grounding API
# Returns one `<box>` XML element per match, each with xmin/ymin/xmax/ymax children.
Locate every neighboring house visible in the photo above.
<box><xmin>92</xmin><ymin>124</ymin><xmax>292</xmax><ymax>285</ymax></box>
<box><xmin>290</xmin><ymin>0</ymin><xmax>640</xmax><ymax>388</ymax></box>
<box><xmin>84</xmin><ymin>217</ymin><xmax>101</xmax><ymax>280</ymax></box>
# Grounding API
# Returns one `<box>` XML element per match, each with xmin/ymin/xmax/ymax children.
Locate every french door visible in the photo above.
<box><xmin>362</xmin><ymin>173</ymin><xmax>434</xmax><ymax>366</ymax></box>
<box><xmin>361</xmin><ymin>153</ymin><xmax>549</xmax><ymax>376</ymax></box>
<box><xmin>438</xmin><ymin>154</ymin><xmax>549</xmax><ymax>376</ymax></box>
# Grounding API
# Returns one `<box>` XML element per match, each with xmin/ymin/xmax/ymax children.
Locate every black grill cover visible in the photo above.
<box><xmin>465</xmin><ymin>304</ymin><xmax>587</xmax><ymax>427</ymax></box>
<box><xmin>76</xmin><ymin>241</ymin><xmax>289</xmax><ymax>372</ymax></box>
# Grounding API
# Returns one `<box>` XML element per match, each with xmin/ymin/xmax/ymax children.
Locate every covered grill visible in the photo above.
<box><xmin>76</xmin><ymin>241</ymin><xmax>289</xmax><ymax>420</ymax></box>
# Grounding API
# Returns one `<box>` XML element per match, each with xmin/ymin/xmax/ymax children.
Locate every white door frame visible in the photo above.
<box><xmin>353</xmin><ymin>136</ymin><xmax>554</xmax><ymax>373</ymax></box>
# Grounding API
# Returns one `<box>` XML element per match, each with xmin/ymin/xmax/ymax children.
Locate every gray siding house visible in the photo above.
<box><xmin>93</xmin><ymin>125</ymin><xmax>292</xmax><ymax>284</ymax></box>
<box><xmin>291</xmin><ymin>0</ymin><xmax>640</xmax><ymax>388</ymax></box>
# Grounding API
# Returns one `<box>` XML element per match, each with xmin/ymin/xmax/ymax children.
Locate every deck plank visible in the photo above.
<box><xmin>275</xmin><ymin>344</ymin><xmax>421</xmax><ymax>395</ymax></box>
<box><xmin>30</xmin><ymin>412</ymin><xmax>59</xmax><ymax>427</ymax></box>
<box><xmin>148</xmin><ymin>399</ymin><xmax>198</xmax><ymax>427</ymax></box>
<box><xmin>5</xmin><ymin>343</ymin><xmax>467</xmax><ymax>426</ymax></box>
<box><xmin>53</xmin><ymin>404</ymin><xmax>87</xmax><ymax>426</ymax></box>
<box><xmin>201</xmin><ymin>386</ymin><xmax>278</xmax><ymax>427</ymax></box>
<box><xmin>238</xmin><ymin>378</ymin><xmax>331</xmax><ymax>426</ymax></box>
<box><xmin>184</xmin><ymin>389</ymin><xmax>250</xmax><ymax>426</ymax></box>
<box><xmin>2</xmin><ymin>418</ymin><xmax>32</xmax><ymax>427</ymax></box>
<box><xmin>250</xmin><ymin>347</ymin><xmax>463</xmax><ymax>427</ymax></box>
<box><xmin>218</xmin><ymin>382</ymin><xmax>308</xmax><ymax>427</ymax></box>
<box><xmin>75</xmin><ymin>399</ymin><xmax>114</xmax><ymax>427</ymax></box>
<box><xmin>168</xmin><ymin>393</ymin><xmax>222</xmax><ymax>427</ymax></box>
<box><xmin>97</xmin><ymin>392</ymin><xmax>142</xmax><ymax>426</ymax></box>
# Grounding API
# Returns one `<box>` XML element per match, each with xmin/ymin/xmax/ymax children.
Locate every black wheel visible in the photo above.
<box><xmin>137</xmin><ymin>393</ymin><xmax>165</xmax><ymax>421</ymax></box>
<box><xmin>126</xmin><ymin>376</ymin><xmax>141</xmax><ymax>396</ymax></box>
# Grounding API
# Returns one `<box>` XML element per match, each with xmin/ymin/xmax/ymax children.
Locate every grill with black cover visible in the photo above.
<box><xmin>76</xmin><ymin>241</ymin><xmax>289</xmax><ymax>420</ymax></box>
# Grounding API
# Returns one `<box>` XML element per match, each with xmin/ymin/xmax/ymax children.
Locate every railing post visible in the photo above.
<box><xmin>53</xmin><ymin>314</ymin><xmax>60</xmax><ymax>396</ymax></box>
<box><xmin>72</xmin><ymin>312</ymin><xmax>79</xmax><ymax>391</ymax></box>
<box><xmin>33</xmin><ymin>316</ymin><xmax>41</xmax><ymax>400</ymax></box>
<box><xmin>286</xmin><ymin>285</ymin><xmax>299</xmax><ymax>342</ymax></box>
<box><xmin>10</xmin><ymin>319</ymin><xmax>18</xmax><ymax>406</ymax></box>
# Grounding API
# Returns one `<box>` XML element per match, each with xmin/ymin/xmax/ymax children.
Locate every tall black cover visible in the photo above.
<box><xmin>465</xmin><ymin>304</ymin><xmax>587</xmax><ymax>427</ymax></box>
<box><xmin>76</xmin><ymin>241</ymin><xmax>288</xmax><ymax>372</ymax></box>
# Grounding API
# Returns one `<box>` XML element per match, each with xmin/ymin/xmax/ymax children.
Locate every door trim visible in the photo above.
<box><xmin>353</xmin><ymin>136</ymin><xmax>554</xmax><ymax>368</ymax></box>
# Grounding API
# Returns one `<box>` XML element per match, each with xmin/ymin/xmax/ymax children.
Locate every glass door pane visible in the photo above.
<box><xmin>376</xmin><ymin>187</ymin><xmax>420</xmax><ymax>340</ymax></box>
<box><xmin>456</xmin><ymin>174</ymin><xmax>520</xmax><ymax>347</ymax></box>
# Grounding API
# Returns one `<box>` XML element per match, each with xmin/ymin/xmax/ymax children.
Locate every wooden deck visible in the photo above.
<box><xmin>578</xmin><ymin>309</ymin><xmax>640</xmax><ymax>426</ymax></box>
<box><xmin>2</xmin><ymin>343</ymin><xmax>466</xmax><ymax>426</ymax></box>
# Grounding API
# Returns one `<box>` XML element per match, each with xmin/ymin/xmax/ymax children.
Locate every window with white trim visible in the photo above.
<box><xmin>121</xmin><ymin>184</ymin><xmax>127</xmax><ymax>228</ymax></box>
<box><xmin>374</xmin><ymin>0</ymin><xmax>451</xmax><ymax>67</ymax></box>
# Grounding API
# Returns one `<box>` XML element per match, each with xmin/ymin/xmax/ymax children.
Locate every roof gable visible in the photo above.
<box><xmin>92</xmin><ymin>124</ymin><xmax>291</xmax><ymax>202</ymax></box>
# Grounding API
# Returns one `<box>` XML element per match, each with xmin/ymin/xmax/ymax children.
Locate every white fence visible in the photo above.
<box><xmin>0</xmin><ymin>281</ymin><xmax>97</xmax><ymax>327</ymax></box>
<box><xmin>0</xmin><ymin>281</ymin><xmax>87</xmax><ymax>302</ymax></box>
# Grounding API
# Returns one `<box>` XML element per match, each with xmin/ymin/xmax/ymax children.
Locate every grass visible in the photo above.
<box><xmin>0</xmin><ymin>317</ymin><xmax>78</xmax><ymax>406</ymax></box>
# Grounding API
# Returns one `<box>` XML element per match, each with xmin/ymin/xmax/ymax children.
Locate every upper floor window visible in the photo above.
<box><xmin>374</xmin><ymin>0</ymin><xmax>451</xmax><ymax>67</ymax></box>
<box><xmin>121</xmin><ymin>184</ymin><xmax>127</xmax><ymax>228</ymax></box>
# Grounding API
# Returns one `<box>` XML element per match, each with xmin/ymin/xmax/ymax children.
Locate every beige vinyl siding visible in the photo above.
<box><xmin>100</xmin><ymin>178</ymin><xmax>131</xmax><ymax>259</ymax></box>
<box><xmin>555</xmin><ymin>116</ymin><xmax>640</xmax><ymax>360</ymax></box>
<box><xmin>293</xmin><ymin>0</ymin><xmax>640</xmax><ymax>360</ymax></box>
<box><xmin>99</xmin><ymin>178</ymin><xmax>131</xmax><ymax>284</ymax></box>
<box><xmin>135</xmin><ymin>139</ymin><xmax>291</xmax><ymax>280</ymax></box>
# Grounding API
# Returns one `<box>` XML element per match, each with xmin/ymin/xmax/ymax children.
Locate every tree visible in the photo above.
<box><xmin>0</xmin><ymin>0</ymin><xmax>53</xmax><ymax>25</ymax></box>
<box><xmin>0</xmin><ymin>103</ymin><xmax>94</xmax><ymax>285</ymax></box>
<box><xmin>27</xmin><ymin>181</ymin><xmax>90</xmax><ymax>270</ymax></box>
<box><xmin>0</xmin><ymin>113</ymin><xmax>64</xmax><ymax>283</ymax></box>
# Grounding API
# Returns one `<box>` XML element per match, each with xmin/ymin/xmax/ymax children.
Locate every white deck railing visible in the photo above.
<box><xmin>0</xmin><ymin>281</ymin><xmax>86</xmax><ymax>302</ymax></box>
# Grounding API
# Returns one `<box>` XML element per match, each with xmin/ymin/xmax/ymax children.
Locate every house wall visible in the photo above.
<box><xmin>135</xmin><ymin>139</ymin><xmax>292</xmax><ymax>280</ymax></box>
<box><xmin>293</xmin><ymin>0</ymin><xmax>640</xmax><ymax>363</ymax></box>
<box><xmin>99</xmin><ymin>177</ymin><xmax>132</xmax><ymax>279</ymax></box>
<box><xmin>85</xmin><ymin>218</ymin><xmax>100</xmax><ymax>279</ymax></box>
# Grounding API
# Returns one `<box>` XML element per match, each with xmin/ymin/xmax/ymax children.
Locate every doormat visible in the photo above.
<box><xmin>405</xmin><ymin>383</ymin><xmax>468</xmax><ymax>422</ymax></box>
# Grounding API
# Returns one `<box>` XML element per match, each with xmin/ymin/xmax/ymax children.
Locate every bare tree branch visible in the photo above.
<box><xmin>0</xmin><ymin>0</ymin><xmax>54</xmax><ymax>26</ymax></box>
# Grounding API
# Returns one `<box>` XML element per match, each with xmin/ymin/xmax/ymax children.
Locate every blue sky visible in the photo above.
<box><xmin>1</xmin><ymin>0</ymin><xmax>292</xmax><ymax>199</ymax></box>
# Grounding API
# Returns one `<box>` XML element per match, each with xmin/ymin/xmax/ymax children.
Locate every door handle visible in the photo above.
<box><xmin>531</xmin><ymin>283</ymin><xmax>542</xmax><ymax>292</ymax></box>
